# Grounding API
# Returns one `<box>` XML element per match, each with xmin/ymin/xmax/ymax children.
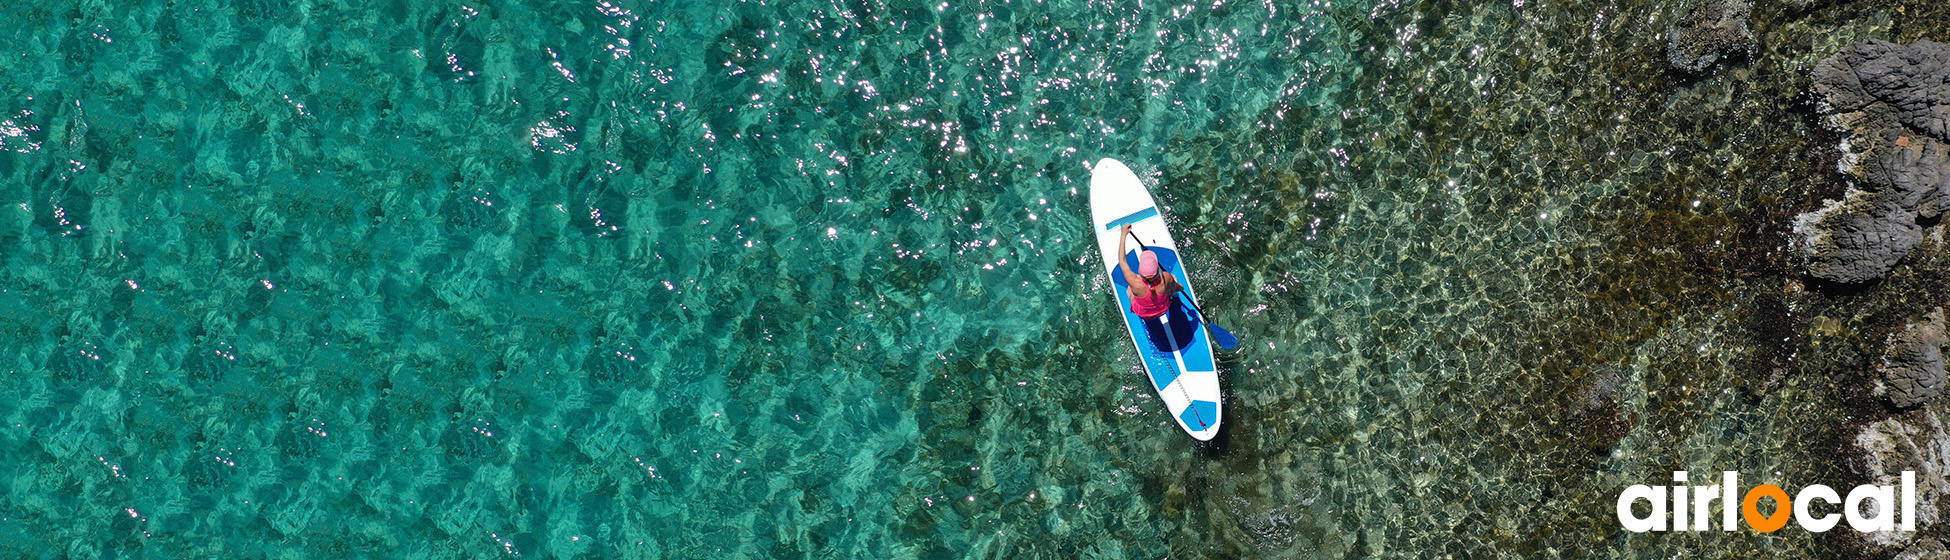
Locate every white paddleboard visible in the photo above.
<box><xmin>1089</xmin><ymin>158</ymin><xmax>1222</xmax><ymax>441</ymax></box>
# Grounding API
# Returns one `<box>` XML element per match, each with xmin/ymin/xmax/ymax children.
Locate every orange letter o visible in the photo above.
<box><xmin>1742</xmin><ymin>484</ymin><xmax>1791</xmax><ymax>532</ymax></box>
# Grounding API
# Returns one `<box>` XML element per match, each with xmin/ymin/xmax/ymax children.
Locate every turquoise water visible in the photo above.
<box><xmin>0</xmin><ymin>0</ymin><xmax>1914</xmax><ymax>557</ymax></box>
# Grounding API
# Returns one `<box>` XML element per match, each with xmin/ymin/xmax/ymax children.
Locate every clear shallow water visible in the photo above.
<box><xmin>0</xmin><ymin>0</ymin><xmax>1918</xmax><ymax>557</ymax></box>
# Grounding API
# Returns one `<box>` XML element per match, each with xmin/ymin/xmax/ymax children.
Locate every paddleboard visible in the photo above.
<box><xmin>1089</xmin><ymin>157</ymin><xmax>1223</xmax><ymax>441</ymax></box>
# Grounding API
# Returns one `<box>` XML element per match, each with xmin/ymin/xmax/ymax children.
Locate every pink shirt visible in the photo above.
<box><xmin>1131</xmin><ymin>280</ymin><xmax>1170</xmax><ymax>318</ymax></box>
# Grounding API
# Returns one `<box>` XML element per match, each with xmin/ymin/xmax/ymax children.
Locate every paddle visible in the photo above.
<box><xmin>1125</xmin><ymin>230</ymin><xmax>1239</xmax><ymax>350</ymax></box>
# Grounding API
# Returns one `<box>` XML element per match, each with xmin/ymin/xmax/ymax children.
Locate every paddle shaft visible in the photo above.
<box><xmin>1125</xmin><ymin>230</ymin><xmax>1212</xmax><ymax>317</ymax></box>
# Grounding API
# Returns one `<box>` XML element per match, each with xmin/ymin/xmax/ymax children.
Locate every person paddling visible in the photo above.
<box><xmin>1117</xmin><ymin>224</ymin><xmax>1180</xmax><ymax>319</ymax></box>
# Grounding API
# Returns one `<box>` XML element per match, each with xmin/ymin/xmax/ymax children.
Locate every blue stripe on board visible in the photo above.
<box><xmin>1178</xmin><ymin>304</ymin><xmax>1214</xmax><ymax>372</ymax></box>
<box><xmin>1103</xmin><ymin>207</ymin><xmax>1158</xmax><ymax>230</ymax></box>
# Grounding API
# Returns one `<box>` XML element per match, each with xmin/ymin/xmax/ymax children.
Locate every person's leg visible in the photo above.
<box><xmin>1140</xmin><ymin>316</ymin><xmax>1173</xmax><ymax>354</ymax></box>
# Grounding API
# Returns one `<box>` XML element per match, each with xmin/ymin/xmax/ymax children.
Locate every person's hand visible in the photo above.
<box><xmin>1119</xmin><ymin>224</ymin><xmax>1131</xmax><ymax>236</ymax></box>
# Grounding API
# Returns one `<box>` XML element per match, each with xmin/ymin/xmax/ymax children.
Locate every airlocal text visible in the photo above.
<box><xmin>1617</xmin><ymin>471</ymin><xmax>1916</xmax><ymax>533</ymax></box>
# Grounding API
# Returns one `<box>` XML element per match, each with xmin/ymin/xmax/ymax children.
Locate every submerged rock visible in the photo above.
<box><xmin>1667</xmin><ymin>0</ymin><xmax>1754</xmax><ymax>73</ymax></box>
<box><xmin>1884</xmin><ymin>309</ymin><xmax>1949</xmax><ymax>409</ymax></box>
<box><xmin>1798</xmin><ymin>41</ymin><xmax>1950</xmax><ymax>284</ymax></box>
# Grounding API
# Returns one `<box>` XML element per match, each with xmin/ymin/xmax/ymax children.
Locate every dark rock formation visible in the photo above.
<box><xmin>1795</xmin><ymin>201</ymin><xmax>1924</xmax><ymax>284</ymax></box>
<box><xmin>1667</xmin><ymin>0</ymin><xmax>1754</xmax><ymax>73</ymax></box>
<box><xmin>1798</xmin><ymin>41</ymin><xmax>1950</xmax><ymax>284</ymax></box>
<box><xmin>1885</xmin><ymin>309</ymin><xmax>1949</xmax><ymax>409</ymax></box>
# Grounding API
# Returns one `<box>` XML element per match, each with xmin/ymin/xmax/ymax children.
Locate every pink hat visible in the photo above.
<box><xmin>1138</xmin><ymin>250</ymin><xmax>1159</xmax><ymax>277</ymax></box>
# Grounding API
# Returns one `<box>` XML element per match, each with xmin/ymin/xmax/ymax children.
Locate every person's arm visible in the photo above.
<box><xmin>1115</xmin><ymin>225</ymin><xmax>1143</xmax><ymax>286</ymax></box>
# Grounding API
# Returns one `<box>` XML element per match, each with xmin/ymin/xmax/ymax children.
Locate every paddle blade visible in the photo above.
<box><xmin>1207</xmin><ymin>323</ymin><xmax>1239</xmax><ymax>350</ymax></box>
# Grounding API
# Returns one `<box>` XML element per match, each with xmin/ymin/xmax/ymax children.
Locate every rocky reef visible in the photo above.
<box><xmin>1851</xmin><ymin>311</ymin><xmax>1950</xmax><ymax>559</ymax></box>
<box><xmin>1855</xmin><ymin>412</ymin><xmax>1950</xmax><ymax>553</ymax></box>
<box><xmin>1796</xmin><ymin>37</ymin><xmax>1950</xmax><ymax>559</ymax></box>
<box><xmin>1799</xmin><ymin>40</ymin><xmax>1950</xmax><ymax>284</ymax></box>
<box><xmin>1667</xmin><ymin>0</ymin><xmax>1755</xmax><ymax>73</ymax></box>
